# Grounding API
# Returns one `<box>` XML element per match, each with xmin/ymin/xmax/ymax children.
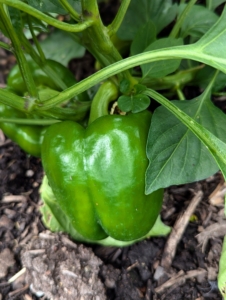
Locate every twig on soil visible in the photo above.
<box><xmin>8</xmin><ymin>267</ymin><xmax>26</xmax><ymax>283</ymax></box>
<box><xmin>196</xmin><ymin>221</ymin><xmax>226</xmax><ymax>252</ymax></box>
<box><xmin>155</xmin><ymin>269</ymin><xmax>207</xmax><ymax>294</ymax></box>
<box><xmin>23</xmin><ymin>294</ymin><xmax>33</xmax><ymax>300</ymax></box>
<box><xmin>1</xmin><ymin>195</ymin><xmax>27</xmax><ymax>203</ymax></box>
<box><xmin>7</xmin><ymin>284</ymin><xmax>29</xmax><ymax>298</ymax></box>
<box><xmin>126</xmin><ymin>261</ymin><xmax>139</xmax><ymax>272</ymax></box>
<box><xmin>145</xmin><ymin>279</ymin><xmax>153</xmax><ymax>299</ymax></box>
<box><xmin>161</xmin><ymin>190</ymin><xmax>203</xmax><ymax>269</ymax></box>
<box><xmin>208</xmin><ymin>180</ymin><xmax>226</xmax><ymax>206</ymax></box>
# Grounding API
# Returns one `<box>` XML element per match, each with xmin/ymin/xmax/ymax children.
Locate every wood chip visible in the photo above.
<box><xmin>1</xmin><ymin>195</ymin><xmax>27</xmax><ymax>203</ymax></box>
<box><xmin>209</xmin><ymin>181</ymin><xmax>226</xmax><ymax>206</ymax></box>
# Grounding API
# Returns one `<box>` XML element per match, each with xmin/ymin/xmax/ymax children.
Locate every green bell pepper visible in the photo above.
<box><xmin>41</xmin><ymin>109</ymin><xmax>163</xmax><ymax>242</ymax></box>
<box><xmin>0</xmin><ymin>102</ymin><xmax>46</xmax><ymax>157</ymax></box>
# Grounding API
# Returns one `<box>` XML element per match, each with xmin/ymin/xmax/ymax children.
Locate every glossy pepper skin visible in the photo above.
<box><xmin>41</xmin><ymin>110</ymin><xmax>163</xmax><ymax>242</ymax></box>
<box><xmin>0</xmin><ymin>103</ymin><xmax>46</xmax><ymax>157</ymax></box>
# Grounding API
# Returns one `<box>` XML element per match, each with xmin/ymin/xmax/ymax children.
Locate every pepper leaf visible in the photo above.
<box><xmin>134</xmin><ymin>84</ymin><xmax>147</xmax><ymax>94</ymax></box>
<box><xmin>178</xmin><ymin>4</ymin><xmax>219</xmax><ymax>39</ymax></box>
<box><xmin>119</xmin><ymin>79</ymin><xmax>131</xmax><ymax>94</ymax></box>
<box><xmin>118</xmin><ymin>94</ymin><xmax>150</xmax><ymax>113</ymax></box>
<box><xmin>39</xmin><ymin>30</ymin><xmax>85</xmax><ymax>66</ymax></box>
<box><xmin>26</xmin><ymin>0</ymin><xmax>81</xmax><ymax>14</ymax></box>
<box><xmin>8</xmin><ymin>6</ymin><xmax>23</xmax><ymax>33</ymax></box>
<box><xmin>130</xmin><ymin>20</ymin><xmax>156</xmax><ymax>56</ymax></box>
<box><xmin>189</xmin><ymin>5</ymin><xmax>226</xmax><ymax>72</ymax></box>
<box><xmin>117</xmin><ymin>95</ymin><xmax>132</xmax><ymax>112</ymax></box>
<box><xmin>117</xmin><ymin>0</ymin><xmax>178</xmax><ymax>40</ymax></box>
<box><xmin>207</xmin><ymin>0</ymin><xmax>226</xmax><ymax>10</ymax></box>
<box><xmin>141</xmin><ymin>37</ymin><xmax>183</xmax><ymax>79</ymax></box>
<box><xmin>132</xmin><ymin>94</ymin><xmax>150</xmax><ymax>113</ymax></box>
<box><xmin>145</xmin><ymin>88</ymin><xmax>226</xmax><ymax>194</ymax></box>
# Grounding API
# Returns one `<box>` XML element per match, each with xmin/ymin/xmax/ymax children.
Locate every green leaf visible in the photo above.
<box><xmin>145</xmin><ymin>89</ymin><xmax>226</xmax><ymax>194</ymax></box>
<box><xmin>39</xmin><ymin>29</ymin><xmax>85</xmax><ymax>66</ymax></box>
<box><xmin>141</xmin><ymin>37</ymin><xmax>183</xmax><ymax>79</ymax></box>
<box><xmin>134</xmin><ymin>84</ymin><xmax>147</xmax><ymax>94</ymax></box>
<box><xmin>146</xmin><ymin>94</ymin><xmax>226</xmax><ymax>192</ymax></box>
<box><xmin>27</xmin><ymin>0</ymin><xmax>81</xmax><ymax>14</ymax></box>
<box><xmin>119</xmin><ymin>79</ymin><xmax>131</xmax><ymax>94</ymax></box>
<box><xmin>118</xmin><ymin>94</ymin><xmax>150</xmax><ymax>113</ymax></box>
<box><xmin>130</xmin><ymin>20</ymin><xmax>156</xmax><ymax>56</ymax></box>
<box><xmin>179</xmin><ymin>4</ymin><xmax>219</xmax><ymax>39</ymax></box>
<box><xmin>218</xmin><ymin>236</ymin><xmax>226</xmax><ymax>299</ymax></box>
<box><xmin>208</xmin><ymin>0</ymin><xmax>226</xmax><ymax>10</ymax></box>
<box><xmin>27</xmin><ymin>0</ymin><xmax>66</xmax><ymax>14</ymax></box>
<box><xmin>132</xmin><ymin>94</ymin><xmax>150</xmax><ymax>113</ymax></box>
<box><xmin>117</xmin><ymin>95</ymin><xmax>132</xmax><ymax>112</ymax></box>
<box><xmin>117</xmin><ymin>0</ymin><xmax>178</xmax><ymax>40</ymax></box>
<box><xmin>192</xmin><ymin>5</ymin><xmax>226</xmax><ymax>71</ymax></box>
<box><xmin>193</xmin><ymin>66</ymin><xmax>226</xmax><ymax>92</ymax></box>
<box><xmin>24</xmin><ymin>15</ymin><xmax>48</xmax><ymax>33</ymax></box>
<box><xmin>8</xmin><ymin>6</ymin><xmax>23</xmax><ymax>33</ymax></box>
<box><xmin>0</xmin><ymin>19</ymin><xmax>8</xmax><ymax>37</ymax></box>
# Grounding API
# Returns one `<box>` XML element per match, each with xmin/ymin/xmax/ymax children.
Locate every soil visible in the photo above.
<box><xmin>0</xmin><ymin>2</ymin><xmax>226</xmax><ymax>299</ymax></box>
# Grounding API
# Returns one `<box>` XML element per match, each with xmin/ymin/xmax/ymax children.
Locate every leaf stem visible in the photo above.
<box><xmin>27</xmin><ymin>15</ymin><xmax>46</xmax><ymax>61</ymax></box>
<box><xmin>0</xmin><ymin>4</ymin><xmax>38</xmax><ymax>100</ymax></box>
<box><xmin>19</xmin><ymin>34</ymin><xmax>68</xmax><ymax>92</ymax></box>
<box><xmin>170</xmin><ymin>0</ymin><xmax>197</xmax><ymax>38</ymax></box>
<box><xmin>0</xmin><ymin>88</ymin><xmax>27</xmax><ymax>111</ymax></box>
<box><xmin>34</xmin><ymin>46</ymin><xmax>195</xmax><ymax>110</ymax></box>
<box><xmin>0</xmin><ymin>40</ymin><xmax>11</xmax><ymax>51</ymax></box>
<box><xmin>176</xmin><ymin>87</ymin><xmax>185</xmax><ymax>100</ymax></box>
<box><xmin>108</xmin><ymin>0</ymin><xmax>131</xmax><ymax>36</ymax></box>
<box><xmin>0</xmin><ymin>0</ymin><xmax>93</xmax><ymax>32</ymax></box>
<box><xmin>34</xmin><ymin>40</ymin><xmax>226</xmax><ymax>111</ymax></box>
<box><xmin>58</xmin><ymin>0</ymin><xmax>81</xmax><ymax>22</ymax></box>
<box><xmin>206</xmin><ymin>0</ymin><xmax>212</xmax><ymax>10</ymax></box>
<box><xmin>88</xmin><ymin>81</ymin><xmax>118</xmax><ymax>124</ymax></box>
<box><xmin>81</xmin><ymin>0</ymin><xmax>134</xmax><ymax>82</ymax></box>
<box><xmin>19</xmin><ymin>33</ymin><xmax>90</xmax><ymax>102</ymax></box>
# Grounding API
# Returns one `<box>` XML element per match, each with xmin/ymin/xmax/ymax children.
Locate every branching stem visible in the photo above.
<box><xmin>108</xmin><ymin>0</ymin><xmax>131</xmax><ymax>36</ymax></box>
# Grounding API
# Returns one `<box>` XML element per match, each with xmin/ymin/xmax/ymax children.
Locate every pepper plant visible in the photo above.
<box><xmin>1</xmin><ymin>0</ymin><xmax>226</xmax><ymax>296</ymax></box>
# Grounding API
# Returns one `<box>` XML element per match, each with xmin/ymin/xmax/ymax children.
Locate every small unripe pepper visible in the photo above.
<box><xmin>0</xmin><ymin>59</ymin><xmax>89</xmax><ymax>156</ymax></box>
<box><xmin>0</xmin><ymin>103</ymin><xmax>46</xmax><ymax>157</ymax></box>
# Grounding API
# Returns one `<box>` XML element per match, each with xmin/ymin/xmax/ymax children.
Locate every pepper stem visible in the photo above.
<box><xmin>88</xmin><ymin>81</ymin><xmax>118</xmax><ymax>124</ymax></box>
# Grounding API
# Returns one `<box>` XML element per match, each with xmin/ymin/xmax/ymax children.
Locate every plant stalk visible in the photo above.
<box><xmin>81</xmin><ymin>0</ymin><xmax>134</xmax><ymax>83</ymax></box>
<box><xmin>108</xmin><ymin>0</ymin><xmax>131</xmax><ymax>36</ymax></box>
<box><xmin>170</xmin><ymin>0</ymin><xmax>197</xmax><ymax>38</ymax></box>
<box><xmin>0</xmin><ymin>4</ymin><xmax>38</xmax><ymax>100</ymax></box>
<box><xmin>58</xmin><ymin>0</ymin><xmax>81</xmax><ymax>22</ymax></box>
<box><xmin>0</xmin><ymin>40</ymin><xmax>11</xmax><ymax>51</ymax></box>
